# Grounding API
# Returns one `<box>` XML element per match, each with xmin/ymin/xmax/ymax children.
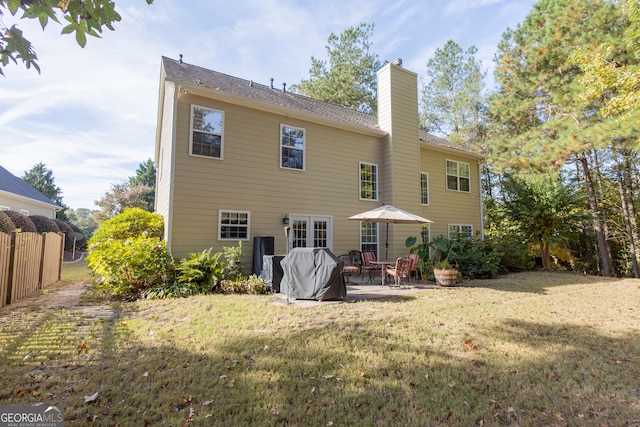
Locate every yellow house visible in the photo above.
<box><xmin>154</xmin><ymin>56</ymin><xmax>483</xmax><ymax>268</ymax></box>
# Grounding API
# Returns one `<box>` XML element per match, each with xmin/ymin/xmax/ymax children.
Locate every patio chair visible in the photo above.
<box><xmin>349</xmin><ymin>250</ymin><xmax>363</xmax><ymax>276</ymax></box>
<box><xmin>339</xmin><ymin>253</ymin><xmax>360</xmax><ymax>284</ymax></box>
<box><xmin>361</xmin><ymin>251</ymin><xmax>381</xmax><ymax>283</ymax></box>
<box><xmin>386</xmin><ymin>257</ymin><xmax>413</xmax><ymax>288</ymax></box>
<box><xmin>407</xmin><ymin>253</ymin><xmax>420</xmax><ymax>282</ymax></box>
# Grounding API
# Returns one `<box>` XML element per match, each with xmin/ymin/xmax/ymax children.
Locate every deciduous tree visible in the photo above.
<box><xmin>0</xmin><ymin>0</ymin><xmax>153</xmax><ymax>76</ymax></box>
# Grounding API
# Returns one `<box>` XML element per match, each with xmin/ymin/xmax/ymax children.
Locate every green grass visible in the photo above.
<box><xmin>1</xmin><ymin>271</ymin><xmax>639</xmax><ymax>426</ymax></box>
<box><xmin>60</xmin><ymin>259</ymin><xmax>92</xmax><ymax>284</ymax></box>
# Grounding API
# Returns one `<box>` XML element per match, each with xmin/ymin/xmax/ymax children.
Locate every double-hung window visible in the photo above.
<box><xmin>448</xmin><ymin>224</ymin><xmax>473</xmax><ymax>240</ymax></box>
<box><xmin>219</xmin><ymin>210</ymin><xmax>250</xmax><ymax>241</ymax></box>
<box><xmin>446</xmin><ymin>160</ymin><xmax>470</xmax><ymax>192</ymax></box>
<box><xmin>420</xmin><ymin>172</ymin><xmax>429</xmax><ymax>205</ymax></box>
<box><xmin>360</xmin><ymin>222</ymin><xmax>378</xmax><ymax>255</ymax></box>
<box><xmin>191</xmin><ymin>105</ymin><xmax>224</xmax><ymax>159</ymax></box>
<box><xmin>359</xmin><ymin>162</ymin><xmax>378</xmax><ymax>201</ymax></box>
<box><xmin>280</xmin><ymin>125</ymin><xmax>305</xmax><ymax>170</ymax></box>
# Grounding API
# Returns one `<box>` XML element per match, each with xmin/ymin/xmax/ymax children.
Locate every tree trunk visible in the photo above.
<box><xmin>616</xmin><ymin>146</ymin><xmax>640</xmax><ymax>277</ymax></box>
<box><xmin>578</xmin><ymin>153</ymin><xmax>613</xmax><ymax>277</ymax></box>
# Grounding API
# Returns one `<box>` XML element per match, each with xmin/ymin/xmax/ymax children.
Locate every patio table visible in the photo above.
<box><xmin>369</xmin><ymin>261</ymin><xmax>395</xmax><ymax>286</ymax></box>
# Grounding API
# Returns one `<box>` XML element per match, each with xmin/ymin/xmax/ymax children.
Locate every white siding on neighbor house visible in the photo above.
<box><xmin>0</xmin><ymin>193</ymin><xmax>57</xmax><ymax>218</ymax></box>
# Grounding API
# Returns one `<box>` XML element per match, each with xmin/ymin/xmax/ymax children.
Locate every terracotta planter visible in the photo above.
<box><xmin>433</xmin><ymin>269</ymin><xmax>458</xmax><ymax>286</ymax></box>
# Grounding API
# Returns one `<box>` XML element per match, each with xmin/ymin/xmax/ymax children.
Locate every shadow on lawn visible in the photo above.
<box><xmin>463</xmin><ymin>270</ymin><xmax>624</xmax><ymax>294</ymax></box>
<box><xmin>3</xmin><ymin>305</ymin><xmax>638</xmax><ymax>426</ymax></box>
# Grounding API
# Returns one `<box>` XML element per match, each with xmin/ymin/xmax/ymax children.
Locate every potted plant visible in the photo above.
<box><xmin>406</xmin><ymin>236</ymin><xmax>460</xmax><ymax>286</ymax></box>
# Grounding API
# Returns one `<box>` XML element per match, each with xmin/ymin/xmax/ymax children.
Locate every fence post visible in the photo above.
<box><xmin>5</xmin><ymin>232</ymin><xmax>16</xmax><ymax>305</ymax></box>
<box><xmin>38</xmin><ymin>232</ymin><xmax>47</xmax><ymax>289</ymax></box>
<box><xmin>58</xmin><ymin>232</ymin><xmax>64</xmax><ymax>281</ymax></box>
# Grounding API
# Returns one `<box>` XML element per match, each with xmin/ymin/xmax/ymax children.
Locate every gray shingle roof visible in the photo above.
<box><xmin>162</xmin><ymin>56</ymin><xmax>477</xmax><ymax>155</ymax></box>
<box><xmin>0</xmin><ymin>165</ymin><xmax>59</xmax><ymax>207</ymax></box>
<box><xmin>162</xmin><ymin>56</ymin><xmax>379</xmax><ymax>130</ymax></box>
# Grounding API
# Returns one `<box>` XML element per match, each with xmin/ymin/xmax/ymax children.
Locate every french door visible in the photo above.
<box><xmin>289</xmin><ymin>215</ymin><xmax>332</xmax><ymax>250</ymax></box>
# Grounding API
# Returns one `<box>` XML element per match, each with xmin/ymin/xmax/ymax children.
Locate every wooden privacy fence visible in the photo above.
<box><xmin>0</xmin><ymin>231</ymin><xmax>64</xmax><ymax>307</ymax></box>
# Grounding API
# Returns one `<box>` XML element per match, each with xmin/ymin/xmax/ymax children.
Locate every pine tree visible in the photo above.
<box><xmin>292</xmin><ymin>23</ymin><xmax>384</xmax><ymax>114</ymax></box>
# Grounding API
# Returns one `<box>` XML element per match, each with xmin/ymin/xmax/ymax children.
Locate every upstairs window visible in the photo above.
<box><xmin>360</xmin><ymin>162</ymin><xmax>378</xmax><ymax>201</ymax></box>
<box><xmin>446</xmin><ymin>160</ymin><xmax>470</xmax><ymax>192</ymax></box>
<box><xmin>280</xmin><ymin>125</ymin><xmax>305</xmax><ymax>170</ymax></box>
<box><xmin>420</xmin><ymin>172</ymin><xmax>429</xmax><ymax>205</ymax></box>
<box><xmin>191</xmin><ymin>105</ymin><xmax>224</xmax><ymax>159</ymax></box>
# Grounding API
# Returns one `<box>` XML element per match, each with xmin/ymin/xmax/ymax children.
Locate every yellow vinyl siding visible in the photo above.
<box><xmin>419</xmin><ymin>147</ymin><xmax>482</xmax><ymax>239</ymax></box>
<box><xmin>168</xmin><ymin>94</ymin><xmax>381</xmax><ymax>260</ymax></box>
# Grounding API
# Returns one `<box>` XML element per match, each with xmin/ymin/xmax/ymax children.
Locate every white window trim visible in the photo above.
<box><xmin>218</xmin><ymin>209</ymin><xmax>250</xmax><ymax>241</ymax></box>
<box><xmin>359</xmin><ymin>161</ymin><xmax>379</xmax><ymax>201</ymax></box>
<box><xmin>359</xmin><ymin>221</ymin><xmax>379</xmax><ymax>258</ymax></box>
<box><xmin>420</xmin><ymin>172</ymin><xmax>429</xmax><ymax>206</ymax></box>
<box><xmin>20</xmin><ymin>209</ymin><xmax>29</xmax><ymax>216</ymax></box>
<box><xmin>448</xmin><ymin>224</ymin><xmax>473</xmax><ymax>240</ymax></box>
<box><xmin>279</xmin><ymin>124</ymin><xmax>306</xmax><ymax>171</ymax></box>
<box><xmin>0</xmin><ymin>206</ymin><xmax>9</xmax><ymax>211</ymax></box>
<box><xmin>189</xmin><ymin>104</ymin><xmax>224</xmax><ymax>160</ymax></box>
<box><xmin>445</xmin><ymin>159</ymin><xmax>471</xmax><ymax>193</ymax></box>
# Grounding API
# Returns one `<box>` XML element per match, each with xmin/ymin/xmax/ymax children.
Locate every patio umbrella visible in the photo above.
<box><xmin>348</xmin><ymin>204</ymin><xmax>433</xmax><ymax>261</ymax></box>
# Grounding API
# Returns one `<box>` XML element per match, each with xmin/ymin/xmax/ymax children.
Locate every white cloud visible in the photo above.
<box><xmin>0</xmin><ymin>0</ymin><xmax>536</xmax><ymax>209</ymax></box>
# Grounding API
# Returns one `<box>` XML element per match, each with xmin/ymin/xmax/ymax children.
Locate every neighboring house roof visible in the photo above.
<box><xmin>0</xmin><ymin>165</ymin><xmax>59</xmax><ymax>208</ymax></box>
<box><xmin>161</xmin><ymin>56</ymin><xmax>479</xmax><ymax>157</ymax></box>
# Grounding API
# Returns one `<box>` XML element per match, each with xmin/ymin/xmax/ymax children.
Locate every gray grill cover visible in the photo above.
<box><xmin>280</xmin><ymin>248</ymin><xmax>347</xmax><ymax>301</ymax></box>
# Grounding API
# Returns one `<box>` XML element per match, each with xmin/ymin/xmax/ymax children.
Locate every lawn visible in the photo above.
<box><xmin>0</xmin><ymin>265</ymin><xmax>639</xmax><ymax>426</ymax></box>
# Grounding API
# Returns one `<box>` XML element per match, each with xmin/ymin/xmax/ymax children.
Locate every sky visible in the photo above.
<box><xmin>0</xmin><ymin>0</ymin><xmax>537</xmax><ymax>210</ymax></box>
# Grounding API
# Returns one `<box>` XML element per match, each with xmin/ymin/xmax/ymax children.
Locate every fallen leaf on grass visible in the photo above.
<box><xmin>77</xmin><ymin>341</ymin><xmax>88</xmax><ymax>353</ymax></box>
<box><xmin>16</xmin><ymin>389</ymin><xmax>27</xmax><ymax>397</ymax></box>
<box><xmin>84</xmin><ymin>391</ymin><xmax>99</xmax><ymax>404</ymax></box>
<box><xmin>321</xmin><ymin>374</ymin><xmax>334</xmax><ymax>379</ymax></box>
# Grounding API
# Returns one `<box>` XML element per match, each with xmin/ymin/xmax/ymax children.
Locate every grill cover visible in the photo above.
<box><xmin>280</xmin><ymin>248</ymin><xmax>346</xmax><ymax>301</ymax></box>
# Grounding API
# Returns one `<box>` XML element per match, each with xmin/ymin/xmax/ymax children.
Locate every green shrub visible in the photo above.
<box><xmin>28</xmin><ymin>215</ymin><xmax>61</xmax><ymax>233</ymax></box>
<box><xmin>174</xmin><ymin>248</ymin><xmax>226</xmax><ymax>294</ymax></box>
<box><xmin>492</xmin><ymin>237</ymin><xmax>535</xmax><ymax>272</ymax></box>
<box><xmin>144</xmin><ymin>281</ymin><xmax>200</xmax><ymax>299</ymax></box>
<box><xmin>219</xmin><ymin>275</ymin><xmax>269</xmax><ymax>294</ymax></box>
<box><xmin>0</xmin><ymin>211</ymin><xmax>16</xmax><ymax>234</ymax></box>
<box><xmin>450</xmin><ymin>237</ymin><xmax>502</xmax><ymax>280</ymax></box>
<box><xmin>222</xmin><ymin>241</ymin><xmax>244</xmax><ymax>280</ymax></box>
<box><xmin>87</xmin><ymin>236</ymin><xmax>168</xmax><ymax>299</ymax></box>
<box><xmin>89</xmin><ymin>207</ymin><xmax>163</xmax><ymax>244</ymax></box>
<box><xmin>4</xmin><ymin>211</ymin><xmax>36</xmax><ymax>232</ymax></box>
<box><xmin>53</xmin><ymin>219</ymin><xmax>74</xmax><ymax>250</ymax></box>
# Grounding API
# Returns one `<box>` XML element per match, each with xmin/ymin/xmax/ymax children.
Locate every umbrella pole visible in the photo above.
<box><xmin>385</xmin><ymin>223</ymin><xmax>389</xmax><ymax>261</ymax></box>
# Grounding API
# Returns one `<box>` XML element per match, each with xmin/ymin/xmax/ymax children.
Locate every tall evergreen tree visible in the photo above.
<box><xmin>129</xmin><ymin>159</ymin><xmax>156</xmax><ymax>211</ymax></box>
<box><xmin>421</xmin><ymin>40</ymin><xmax>486</xmax><ymax>149</ymax></box>
<box><xmin>22</xmin><ymin>162</ymin><xmax>68</xmax><ymax>219</ymax></box>
<box><xmin>292</xmin><ymin>23</ymin><xmax>384</xmax><ymax>114</ymax></box>
<box><xmin>488</xmin><ymin>0</ymin><xmax>623</xmax><ymax>276</ymax></box>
